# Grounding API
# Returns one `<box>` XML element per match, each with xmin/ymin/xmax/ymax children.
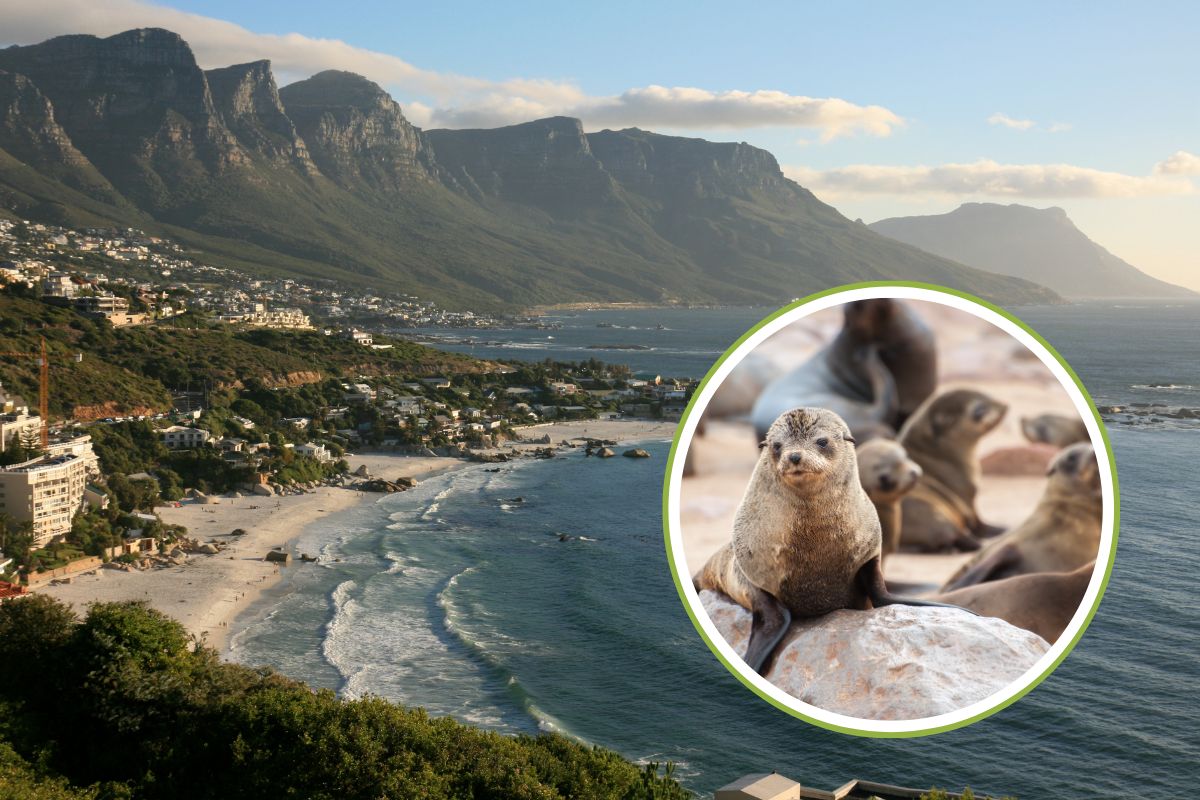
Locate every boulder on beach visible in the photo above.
<box><xmin>700</xmin><ymin>590</ymin><xmax>1048</xmax><ymax>721</ymax></box>
<box><xmin>597</xmin><ymin>447</ymin><xmax>616</xmax><ymax>458</ymax></box>
<box><xmin>354</xmin><ymin>464</ymin><xmax>371</xmax><ymax>477</ymax></box>
<box><xmin>197</xmin><ymin>543</ymin><xmax>220</xmax><ymax>555</ymax></box>
<box><xmin>981</xmin><ymin>443</ymin><xmax>1060</xmax><ymax>476</ymax></box>
<box><xmin>395</xmin><ymin>476</ymin><xmax>417</xmax><ymax>488</ymax></box>
<box><xmin>264</xmin><ymin>550</ymin><xmax>290</xmax><ymax>564</ymax></box>
<box><xmin>252</xmin><ymin>483</ymin><xmax>274</xmax><ymax>497</ymax></box>
<box><xmin>623</xmin><ymin>448</ymin><xmax>651</xmax><ymax>458</ymax></box>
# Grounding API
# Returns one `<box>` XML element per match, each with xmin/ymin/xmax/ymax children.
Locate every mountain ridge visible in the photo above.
<box><xmin>0</xmin><ymin>28</ymin><xmax>1061</xmax><ymax>310</ymax></box>
<box><xmin>870</xmin><ymin>202</ymin><xmax>1193</xmax><ymax>300</ymax></box>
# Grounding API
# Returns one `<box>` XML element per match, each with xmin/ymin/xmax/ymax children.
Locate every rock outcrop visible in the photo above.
<box><xmin>206</xmin><ymin>60</ymin><xmax>316</xmax><ymax>173</ymax></box>
<box><xmin>280</xmin><ymin>70</ymin><xmax>436</xmax><ymax>190</ymax></box>
<box><xmin>700</xmin><ymin>590</ymin><xmax>1049</xmax><ymax>720</ymax></box>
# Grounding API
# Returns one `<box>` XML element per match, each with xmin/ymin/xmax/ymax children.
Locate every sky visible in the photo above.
<box><xmin>3</xmin><ymin>0</ymin><xmax>1198</xmax><ymax>288</ymax></box>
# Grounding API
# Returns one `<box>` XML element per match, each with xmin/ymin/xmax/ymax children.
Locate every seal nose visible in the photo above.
<box><xmin>878</xmin><ymin>474</ymin><xmax>896</xmax><ymax>491</ymax></box>
<box><xmin>788</xmin><ymin>453</ymin><xmax>802</xmax><ymax>465</ymax></box>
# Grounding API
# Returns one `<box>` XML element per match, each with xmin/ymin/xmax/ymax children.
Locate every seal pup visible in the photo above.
<box><xmin>898</xmin><ymin>389</ymin><xmax>1008</xmax><ymax>552</ymax></box>
<box><xmin>751</xmin><ymin>300</ymin><xmax>902</xmax><ymax>442</ymax></box>
<box><xmin>694</xmin><ymin>407</ymin><xmax>970</xmax><ymax>674</ymax></box>
<box><xmin>1021</xmin><ymin>413</ymin><xmax>1089</xmax><ymax>448</ymax></box>
<box><xmin>856</xmin><ymin>439</ymin><xmax>922</xmax><ymax>561</ymax></box>
<box><xmin>934</xmin><ymin>561</ymin><xmax>1094</xmax><ymax>644</ymax></box>
<box><xmin>942</xmin><ymin>442</ymin><xmax>1103</xmax><ymax>590</ymax></box>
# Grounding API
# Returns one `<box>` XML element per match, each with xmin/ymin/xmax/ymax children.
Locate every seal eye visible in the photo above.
<box><xmin>772</xmin><ymin>442</ymin><xmax>783</xmax><ymax>456</ymax></box>
<box><xmin>815</xmin><ymin>437</ymin><xmax>829</xmax><ymax>449</ymax></box>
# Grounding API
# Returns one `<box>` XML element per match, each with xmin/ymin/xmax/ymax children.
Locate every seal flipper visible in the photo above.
<box><xmin>857</xmin><ymin>557</ymin><xmax>978</xmax><ymax>616</ymax></box>
<box><xmin>973</xmin><ymin>521</ymin><xmax>1007</xmax><ymax>539</ymax></box>
<box><xmin>743</xmin><ymin>585</ymin><xmax>791</xmax><ymax>675</ymax></box>
<box><xmin>942</xmin><ymin>542</ymin><xmax>1021</xmax><ymax>591</ymax></box>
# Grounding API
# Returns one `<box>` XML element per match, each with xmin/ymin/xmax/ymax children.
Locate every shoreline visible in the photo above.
<box><xmin>35</xmin><ymin>418</ymin><xmax>676</xmax><ymax>657</ymax></box>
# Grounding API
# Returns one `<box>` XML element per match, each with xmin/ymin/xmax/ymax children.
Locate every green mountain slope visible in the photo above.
<box><xmin>0</xmin><ymin>292</ymin><xmax>490</xmax><ymax>418</ymax></box>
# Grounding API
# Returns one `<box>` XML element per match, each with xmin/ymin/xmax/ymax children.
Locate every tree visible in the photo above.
<box><xmin>105</xmin><ymin>474</ymin><xmax>159</xmax><ymax>513</ymax></box>
<box><xmin>0</xmin><ymin>514</ymin><xmax>34</xmax><ymax>573</ymax></box>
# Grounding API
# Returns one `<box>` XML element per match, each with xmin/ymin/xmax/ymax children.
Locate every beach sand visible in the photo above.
<box><xmin>35</xmin><ymin>419</ymin><xmax>675</xmax><ymax>656</ymax></box>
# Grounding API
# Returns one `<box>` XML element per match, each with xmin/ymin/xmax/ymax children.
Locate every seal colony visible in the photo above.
<box><xmin>682</xmin><ymin>296</ymin><xmax>1108</xmax><ymax>689</ymax></box>
<box><xmin>694</xmin><ymin>407</ymin><xmax>969</xmax><ymax>674</ymax></box>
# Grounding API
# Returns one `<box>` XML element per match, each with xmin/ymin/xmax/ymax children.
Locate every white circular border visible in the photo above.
<box><xmin>666</xmin><ymin>285</ymin><xmax>1117</xmax><ymax>735</ymax></box>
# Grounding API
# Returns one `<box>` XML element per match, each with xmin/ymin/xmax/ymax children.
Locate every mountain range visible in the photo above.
<box><xmin>0</xmin><ymin>28</ymin><xmax>1059</xmax><ymax>309</ymax></box>
<box><xmin>870</xmin><ymin>203</ymin><xmax>1194</xmax><ymax>300</ymax></box>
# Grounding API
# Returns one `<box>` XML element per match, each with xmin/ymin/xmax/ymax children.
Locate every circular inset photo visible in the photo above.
<box><xmin>664</xmin><ymin>283</ymin><xmax>1118</xmax><ymax>736</ymax></box>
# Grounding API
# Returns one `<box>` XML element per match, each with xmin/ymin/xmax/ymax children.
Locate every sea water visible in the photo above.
<box><xmin>229</xmin><ymin>301</ymin><xmax>1200</xmax><ymax>797</ymax></box>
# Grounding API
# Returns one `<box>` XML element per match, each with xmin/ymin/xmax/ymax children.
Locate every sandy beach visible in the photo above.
<box><xmin>35</xmin><ymin>418</ymin><xmax>675</xmax><ymax>655</ymax></box>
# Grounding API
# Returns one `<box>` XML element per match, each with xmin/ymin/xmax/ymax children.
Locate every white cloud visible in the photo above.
<box><xmin>1047</xmin><ymin>122</ymin><xmax>1072</xmax><ymax>133</ymax></box>
<box><xmin>0</xmin><ymin>0</ymin><xmax>902</xmax><ymax>138</ymax></box>
<box><xmin>1154</xmin><ymin>150</ymin><xmax>1200</xmax><ymax>176</ymax></box>
<box><xmin>783</xmin><ymin>159</ymin><xmax>1195</xmax><ymax>199</ymax></box>
<box><xmin>988</xmin><ymin>112</ymin><xmax>1036</xmax><ymax>131</ymax></box>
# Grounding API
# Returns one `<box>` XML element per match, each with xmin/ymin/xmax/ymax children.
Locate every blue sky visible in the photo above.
<box><xmin>5</xmin><ymin>0</ymin><xmax>1199</xmax><ymax>287</ymax></box>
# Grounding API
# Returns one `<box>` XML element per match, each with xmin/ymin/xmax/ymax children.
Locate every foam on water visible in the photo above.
<box><xmin>227</xmin><ymin>303</ymin><xmax>1200</xmax><ymax>796</ymax></box>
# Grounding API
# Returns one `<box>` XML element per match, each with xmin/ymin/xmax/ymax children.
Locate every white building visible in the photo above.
<box><xmin>160</xmin><ymin>425</ymin><xmax>211</xmax><ymax>449</ymax></box>
<box><xmin>295</xmin><ymin>442</ymin><xmax>333</xmax><ymax>463</ymax></box>
<box><xmin>0</xmin><ymin>411</ymin><xmax>41</xmax><ymax>451</ymax></box>
<box><xmin>0</xmin><ymin>453</ymin><xmax>92</xmax><ymax>547</ymax></box>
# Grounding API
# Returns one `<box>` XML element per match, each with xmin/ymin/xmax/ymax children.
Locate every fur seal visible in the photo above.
<box><xmin>1021</xmin><ymin>413</ymin><xmax>1090</xmax><ymax>448</ymax></box>
<box><xmin>856</xmin><ymin>439</ymin><xmax>922</xmax><ymax>561</ymax></box>
<box><xmin>751</xmin><ymin>300</ymin><xmax>904</xmax><ymax>442</ymax></box>
<box><xmin>694</xmin><ymin>407</ymin><xmax>969</xmax><ymax>674</ymax></box>
<box><xmin>934</xmin><ymin>561</ymin><xmax>1094</xmax><ymax>644</ymax></box>
<box><xmin>942</xmin><ymin>442</ymin><xmax>1103</xmax><ymax>590</ymax></box>
<box><xmin>874</xmin><ymin>302</ymin><xmax>938</xmax><ymax>429</ymax></box>
<box><xmin>898</xmin><ymin>389</ymin><xmax>1008</xmax><ymax>552</ymax></box>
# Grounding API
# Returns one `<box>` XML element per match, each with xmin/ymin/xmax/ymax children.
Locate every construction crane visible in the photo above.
<box><xmin>0</xmin><ymin>337</ymin><xmax>82</xmax><ymax>450</ymax></box>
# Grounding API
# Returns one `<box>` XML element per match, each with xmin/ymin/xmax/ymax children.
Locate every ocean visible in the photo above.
<box><xmin>229</xmin><ymin>301</ymin><xmax>1200</xmax><ymax>798</ymax></box>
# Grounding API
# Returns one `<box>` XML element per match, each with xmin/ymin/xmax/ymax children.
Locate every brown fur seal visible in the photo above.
<box><xmin>856</xmin><ymin>439</ymin><xmax>922</xmax><ymax>561</ymax></box>
<box><xmin>934</xmin><ymin>561</ymin><xmax>1094</xmax><ymax>644</ymax></box>
<box><xmin>942</xmin><ymin>443</ymin><xmax>1103</xmax><ymax>590</ymax></box>
<box><xmin>898</xmin><ymin>389</ymin><xmax>1008</xmax><ymax>552</ymax></box>
<box><xmin>875</xmin><ymin>301</ymin><xmax>938</xmax><ymax>429</ymax></box>
<box><xmin>751</xmin><ymin>300</ymin><xmax>905</xmax><ymax>442</ymax></box>
<box><xmin>694</xmin><ymin>407</ymin><xmax>970</xmax><ymax>674</ymax></box>
<box><xmin>1021</xmin><ymin>413</ymin><xmax>1089</xmax><ymax>448</ymax></box>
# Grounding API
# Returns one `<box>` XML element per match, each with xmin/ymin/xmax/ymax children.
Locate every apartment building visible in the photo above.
<box><xmin>0</xmin><ymin>453</ymin><xmax>91</xmax><ymax>547</ymax></box>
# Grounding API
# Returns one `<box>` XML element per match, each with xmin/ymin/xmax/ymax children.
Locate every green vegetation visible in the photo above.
<box><xmin>0</xmin><ymin>597</ymin><xmax>691</xmax><ymax>800</ymax></box>
<box><xmin>921</xmin><ymin>787</ymin><xmax>1017</xmax><ymax>800</ymax></box>
<box><xmin>0</xmin><ymin>290</ymin><xmax>489</xmax><ymax>416</ymax></box>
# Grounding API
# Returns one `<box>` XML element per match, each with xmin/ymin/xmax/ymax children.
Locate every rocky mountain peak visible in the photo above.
<box><xmin>0</xmin><ymin>28</ymin><xmax>246</xmax><ymax>208</ymax></box>
<box><xmin>279</xmin><ymin>70</ymin><xmax>434</xmax><ymax>190</ymax></box>
<box><xmin>206</xmin><ymin>60</ymin><xmax>316</xmax><ymax>173</ymax></box>
<box><xmin>871</xmin><ymin>203</ymin><xmax>1194</xmax><ymax>299</ymax></box>
<box><xmin>587</xmin><ymin>128</ymin><xmax>785</xmax><ymax>199</ymax></box>
<box><xmin>425</xmin><ymin>116</ymin><xmax>619</xmax><ymax>214</ymax></box>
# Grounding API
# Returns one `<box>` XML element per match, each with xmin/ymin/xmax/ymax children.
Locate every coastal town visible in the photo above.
<box><xmin>0</xmin><ymin>216</ymin><xmax>690</xmax><ymax>608</ymax></box>
<box><xmin>0</xmin><ymin>217</ymin><xmax>549</xmax><ymax>332</ymax></box>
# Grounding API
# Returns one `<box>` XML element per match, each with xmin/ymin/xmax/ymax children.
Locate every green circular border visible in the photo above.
<box><xmin>661</xmin><ymin>280</ymin><xmax>1120</xmax><ymax>738</ymax></box>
